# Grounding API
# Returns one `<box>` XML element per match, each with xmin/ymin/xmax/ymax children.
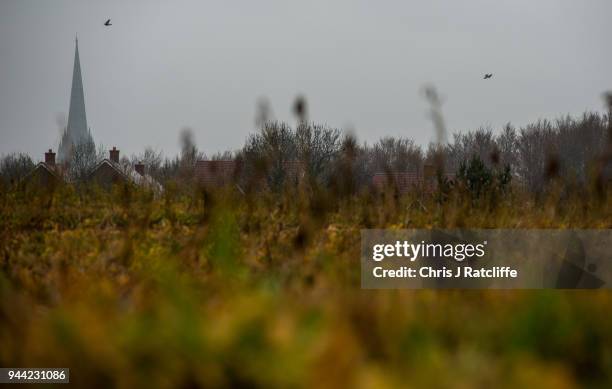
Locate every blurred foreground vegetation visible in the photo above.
<box><xmin>0</xmin><ymin>180</ymin><xmax>611</xmax><ymax>388</ymax></box>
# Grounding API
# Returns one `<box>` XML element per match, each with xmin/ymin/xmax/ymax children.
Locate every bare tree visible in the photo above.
<box><xmin>447</xmin><ymin>127</ymin><xmax>496</xmax><ymax>172</ymax></box>
<box><xmin>211</xmin><ymin>151</ymin><xmax>234</xmax><ymax>161</ymax></box>
<box><xmin>369</xmin><ymin>137</ymin><xmax>423</xmax><ymax>173</ymax></box>
<box><xmin>64</xmin><ymin>139</ymin><xmax>105</xmax><ymax>183</ymax></box>
<box><xmin>496</xmin><ymin>123</ymin><xmax>519</xmax><ymax>170</ymax></box>
<box><xmin>295</xmin><ymin>122</ymin><xmax>341</xmax><ymax>183</ymax></box>
<box><xmin>240</xmin><ymin>121</ymin><xmax>296</xmax><ymax>190</ymax></box>
<box><xmin>516</xmin><ymin>120</ymin><xmax>556</xmax><ymax>192</ymax></box>
<box><xmin>131</xmin><ymin>147</ymin><xmax>164</xmax><ymax>178</ymax></box>
<box><xmin>0</xmin><ymin>152</ymin><xmax>34</xmax><ymax>187</ymax></box>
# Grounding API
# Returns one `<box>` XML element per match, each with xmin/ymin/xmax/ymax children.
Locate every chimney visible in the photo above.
<box><xmin>109</xmin><ymin>147</ymin><xmax>119</xmax><ymax>163</ymax></box>
<box><xmin>44</xmin><ymin>149</ymin><xmax>56</xmax><ymax>168</ymax></box>
<box><xmin>423</xmin><ymin>164</ymin><xmax>436</xmax><ymax>181</ymax></box>
<box><xmin>135</xmin><ymin>162</ymin><xmax>145</xmax><ymax>176</ymax></box>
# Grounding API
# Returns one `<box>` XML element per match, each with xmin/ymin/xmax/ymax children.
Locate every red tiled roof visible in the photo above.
<box><xmin>25</xmin><ymin>162</ymin><xmax>63</xmax><ymax>185</ymax></box>
<box><xmin>87</xmin><ymin>159</ymin><xmax>163</xmax><ymax>193</ymax></box>
<box><xmin>282</xmin><ymin>160</ymin><xmax>306</xmax><ymax>182</ymax></box>
<box><xmin>195</xmin><ymin>160</ymin><xmax>238</xmax><ymax>187</ymax></box>
<box><xmin>34</xmin><ymin>162</ymin><xmax>61</xmax><ymax>178</ymax></box>
<box><xmin>195</xmin><ymin>159</ymin><xmax>307</xmax><ymax>188</ymax></box>
<box><xmin>373</xmin><ymin>172</ymin><xmax>422</xmax><ymax>193</ymax></box>
<box><xmin>373</xmin><ymin>172</ymin><xmax>455</xmax><ymax>194</ymax></box>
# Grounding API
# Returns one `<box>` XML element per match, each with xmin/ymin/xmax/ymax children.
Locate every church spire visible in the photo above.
<box><xmin>59</xmin><ymin>36</ymin><xmax>92</xmax><ymax>162</ymax></box>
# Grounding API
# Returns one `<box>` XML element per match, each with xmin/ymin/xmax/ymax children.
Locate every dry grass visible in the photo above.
<box><xmin>0</xmin><ymin>184</ymin><xmax>611</xmax><ymax>388</ymax></box>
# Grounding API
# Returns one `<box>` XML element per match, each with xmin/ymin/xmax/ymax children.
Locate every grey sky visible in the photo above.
<box><xmin>1</xmin><ymin>0</ymin><xmax>610</xmax><ymax>160</ymax></box>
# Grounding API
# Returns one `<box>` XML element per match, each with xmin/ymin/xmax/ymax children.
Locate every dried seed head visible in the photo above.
<box><xmin>603</xmin><ymin>92</ymin><xmax>612</xmax><ymax>112</ymax></box>
<box><xmin>293</xmin><ymin>95</ymin><xmax>308</xmax><ymax>123</ymax></box>
<box><xmin>490</xmin><ymin>146</ymin><xmax>500</xmax><ymax>166</ymax></box>
<box><xmin>545</xmin><ymin>154</ymin><xmax>560</xmax><ymax>179</ymax></box>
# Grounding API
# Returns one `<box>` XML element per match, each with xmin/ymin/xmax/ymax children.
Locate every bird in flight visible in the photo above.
<box><xmin>483</xmin><ymin>73</ymin><xmax>493</xmax><ymax>80</ymax></box>
<box><xmin>104</xmin><ymin>19</ymin><xmax>112</xmax><ymax>26</ymax></box>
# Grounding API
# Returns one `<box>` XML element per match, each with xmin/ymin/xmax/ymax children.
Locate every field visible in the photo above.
<box><xmin>0</xmin><ymin>183</ymin><xmax>610</xmax><ymax>388</ymax></box>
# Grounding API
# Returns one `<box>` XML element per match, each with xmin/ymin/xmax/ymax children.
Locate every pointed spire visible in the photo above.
<box><xmin>59</xmin><ymin>36</ymin><xmax>92</xmax><ymax>162</ymax></box>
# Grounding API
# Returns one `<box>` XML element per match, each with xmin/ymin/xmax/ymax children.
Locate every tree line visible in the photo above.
<box><xmin>1</xmin><ymin>110</ymin><xmax>610</xmax><ymax>196</ymax></box>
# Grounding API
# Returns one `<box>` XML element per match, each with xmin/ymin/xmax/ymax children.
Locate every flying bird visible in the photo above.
<box><xmin>104</xmin><ymin>19</ymin><xmax>112</xmax><ymax>26</ymax></box>
<box><xmin>483</xmin><ymin>73</ymin><xmax>493</xmax><ymax>80</ymax></box>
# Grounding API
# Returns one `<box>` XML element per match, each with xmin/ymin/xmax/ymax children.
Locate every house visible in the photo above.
<box><xmin>372</xmin><ymin>171</ymin><xmax>423</xmax><ymax>194</ymax></box>
<box><xmin>25</xmin><ymin>149</ymin><xmax>63</xmax><ymax>187</ymax></box>
<box><xmin>194</xmin><ymin>159</ymin><xmax>306</xmax><ymax>190</ymax></box>
<box><xmin>25</xmin><ymin>146</ymin><xmax>162</xmax><ymax>193</ymax></box>
<box><xmin>195</xmin><ymin>160</ymin><xmax>239</xmax><ymax>188</ymax></box>
<box><xmin>87</xmin><ymin>147</ymin><xmax>163</xmax><ymax>193</ymax></box>
<box><xmin>281</xmin><ymin>160</ymin><xmax>307</xmax><ymax>186</ymax></box>
<box><xmin>372</xmin><ymin>164</ymin><xmax>455</xmax><ymax>195</ymax></box>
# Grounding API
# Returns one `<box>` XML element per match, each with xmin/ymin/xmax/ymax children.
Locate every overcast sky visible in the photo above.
<box><xmin>1</xmin><ymin>0</ymin><xmax>610</xmax><ymax>160</ymax></box>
